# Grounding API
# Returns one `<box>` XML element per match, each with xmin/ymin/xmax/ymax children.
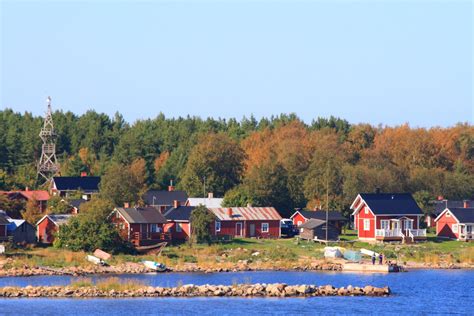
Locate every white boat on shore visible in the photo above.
<box><xmin>86</xmin><ymin>255</ymin><xmax>106</xmax><ymax>266</ymax></box>
<box><xmin>142</xmin><ymin>260</ymin><xmax>166</xmax><ymax>272</ymax></box>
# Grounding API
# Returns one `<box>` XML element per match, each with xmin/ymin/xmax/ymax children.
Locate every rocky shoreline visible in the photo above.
<box><xmin>0</xmin><ymin>262</ymin><xmax>342</xmax><ymax>277</ymax></box>
<box><xmin>0</xmin><ymin>283</ymin><xmax>391</xmax><ymax>298</ymax></box>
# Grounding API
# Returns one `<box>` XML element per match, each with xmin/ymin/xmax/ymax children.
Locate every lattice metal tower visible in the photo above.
<box><xmin>37</xmin><ymin>96</ymin><xmax>60</xmax><ymax>184</ymax></box>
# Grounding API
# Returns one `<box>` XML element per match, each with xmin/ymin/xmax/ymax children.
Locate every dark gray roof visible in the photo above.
<box><xmin>297</xmin><ymin>210</ymin><xmax>347</xmax><ymax>221</ymax></box>
<box><xmin>143</xmin><ymin>190</ymin><xmax>188</xmax><ymax>206</ymax></box>
<box><xmin>359</xmin><ymin>193</ymin><xmax>422</xmax><ymax>215</ymax></box>
<box><xmin>69</xmin><ymin>199</ymin><xmax>86</xmax><ymax>210</ymax></box>
<box><xmin>116</xmin><ymin>207</ymin><xmax>167</xmax><ymax>224</ymax></box>
<box><xmin>433</xmin><ymin>200</ymin><xmax>474</xmax><ymax>215</ymax></box>
<box><xmin>299</xmin><ymin>219</ymin><xmax>326</xmax><ymax>229</ymax></box>
<box><xmin>448</xmin><ymin>208</ymin><xmax>474</xmax><ymax>224</ymax></box>
<box><xmin>164</xmin><ymin>206</ymin><xmax>195</xmax><ymax>221</ymax></box>
<box><xmin>53</xmin><ymin>176</ymin><xmax>100</xmax><ymax>192</ymax></box>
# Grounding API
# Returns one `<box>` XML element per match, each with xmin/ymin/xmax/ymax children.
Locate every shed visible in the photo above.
<box><xmin>298</xmin><ymin>219</ymin><xmax>340</xmax><ymax>241</ymax></box>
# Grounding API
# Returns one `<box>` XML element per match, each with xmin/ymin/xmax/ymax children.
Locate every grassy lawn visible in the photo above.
<box><xmin>2</xmin><ymin>236</ymin><xmax>473</xmax><ymax>270</ymax></box>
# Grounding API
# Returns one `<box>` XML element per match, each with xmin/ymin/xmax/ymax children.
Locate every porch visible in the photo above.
<box><xmin>375</xmin><ymin>228</ymin><xmax>426</xmax><ymax>243</ymax></box>
<box><xmin>132</xmin><ymin>232</ymin><xmax>172</xmax><ymax>247</ymax></box>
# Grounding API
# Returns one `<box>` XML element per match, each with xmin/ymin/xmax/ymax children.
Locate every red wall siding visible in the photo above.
<box><xmin>357</xmin><ymin>205</ymin><xmax>375</xmax><ymax>239</ymax></box>
<box><xmin>164</xmin><ymin>222</ymin><xmax>190</xmax><ymax>240</ymax></box>
<box><xmin>37</xmin><ymin>218</ymin><xmax>58</xmax><ymax>244</ymax></box>
<box><xmin>292</xmin><ymin>213</ymin><xmax>306</xmax><ymax>227</ymax></box>
<box><xmin>436</xmin><ymin>212</ymin><xmax>458</xmax><ymax>239</ymax></box>
<box><xmin>110</xmin><ymin>212</ymin><xmax>130</xmax><ymax>241</ymax></box>
<box><xmin>211</xmin><ymin>220</ymin><xmax>280</xmax><ymax>238</ymax></box>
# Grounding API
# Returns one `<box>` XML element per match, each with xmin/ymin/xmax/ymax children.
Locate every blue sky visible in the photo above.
<box><xmin>1</xmin><ymin>0</ymin><xmax>472</xmax><ymax>127</ymax></box>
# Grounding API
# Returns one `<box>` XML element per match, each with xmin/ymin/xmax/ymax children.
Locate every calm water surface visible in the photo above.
<box><xmin>0</xmin><ymin>270</ymin><xmax>472</xmax><ymax>315</ymax></box>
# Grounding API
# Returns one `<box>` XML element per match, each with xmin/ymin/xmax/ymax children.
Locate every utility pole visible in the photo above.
<box><xmin>37</xmin><ymin>96</ymin><xmax>60</xmax><ymax>185</ymax></box>
<box><xmin>326</xmin><ymin>163</ymin><xmax>330</xmax><ymax>242</ymax></box>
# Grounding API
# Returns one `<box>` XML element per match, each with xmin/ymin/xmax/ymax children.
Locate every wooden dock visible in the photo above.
<box><xmin>342</xmin><ymin>263</ymin><xmax>402</xmax><ymax>273</ymax></box>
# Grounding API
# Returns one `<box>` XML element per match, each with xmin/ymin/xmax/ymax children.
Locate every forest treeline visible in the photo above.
<box><xmin>1</xmin><ymin>109</ymin><xmax>473</xmax><ymax>217</ymax></box>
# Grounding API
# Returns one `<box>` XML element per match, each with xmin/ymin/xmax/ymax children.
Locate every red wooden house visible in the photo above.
<box><xmin>163</xmin><ymin>202</ymin><xmax>194</xmax><ymax>240</ymax></box>
<box><xmin>208</xmin><ymin>207</ymin><xmax>282</xmax><ymax>238</ymax></box>
<box><xmin>351</xmin><ymin>193</ymin><xmax>426</xmax><ymax>243</ymax></box>
<box><xmin>435</xmin><ymin>207</ymin><xmax>474</xmax><ymax>241</ymax></box>
<box><xmin>109</xmin><ymin>206</ymin><xmax>170</xmax><ymax>247</ymax></box>
<box><xmin>36</xmin><ymin>214</ymin><xmax>73</xmax><ymax>244</ymax></box>
<box><xmin>6</xmin><ymin>189</ymin><xmax>50</xmax><ymax>213</ymax></box>
<box><xmin>290</xmin><ymin>210</ymin><xmax>347</xmax><ymax>233</ymax></box>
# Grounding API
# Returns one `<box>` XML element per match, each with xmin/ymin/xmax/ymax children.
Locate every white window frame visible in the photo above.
<box><xmin>364</xmin><ymin>208</ymin><xmax>369</xmax><ymax>214</ymax></box>
<box><xmin>381</xmin><ymin>220</ymin><xmax>390</xmax><ymax>230</ymax></box>
<box><xmin>297</xmin><ymin>221</ymin><xmax>302</xmax><ymax>226</ymax></box>
<box><xmin>261</xmin><ymin>223</ymin><xmax>269</xmax><ymax>233</ymax></box>
<box><xmin>452</xmin><ymin>224</ymin><xmax>458</xmax><ymax>234</ymax></box>
<box><xmin>150</xmin><ymin>224</ymin><xmax>159</xmax><ymax>233</ymax></box>
<box><xmin>215</xmin><ymin>221</ymin><xmax>221</xmax><ymax>232</ymax></box>
<box><xmin>404</xmin><ymin>220</ymin><xmax>413</xmax><ymax>230</ymax></box>
<box><xmin>363</xmin><ymin>219</ymin><xmax>370</xmax><ymax>231</ymax></box>
<box><xmin>446</xmin><ymin>212</ymin><xmax>451</xmax><ymax>217</ymax></box>
<box><xmin>176</xmin><ymin>223</ymin><xmax>182</xmax><ymax>232</ymax></box>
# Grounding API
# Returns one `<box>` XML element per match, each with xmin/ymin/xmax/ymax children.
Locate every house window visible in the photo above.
<box><xmin>262</xmin><ymin>223</ymin><xmax>269</xmax><ymax>233</ymax></box>
<box><xmin>300</xmin><ymin>228</ymin><xmax>304</xmax><ymax>233</ymax></box>
<box><xmin>446</xmin><ymin>212</ymin><xmax>451</xmax><ymax>217</ymax></box>
<box><xmin>176</xmin><ymin>223</ymin><xmax>182</xmax><ymax>232</ymax></box>
<box><xmin>215</xmin><ymin>221</ymin><xmax>221</xmax><ymax>232</ymax></box>
<box><xmin>297</xmin><ymin>221</ymin><xmax>302</xmax><ymax>226</ymax></box>
<box><xmin>363</xmin><ymin>219</ymin><xmax>370</xmax><ymax>231</ymax></box>
<box><xmin>452</xmin><ymin>224</ymin><xmax>458</xmax><ymax>234</ymax></box>
<box><xmin>364</xmin><ymin>208</ymin><xmax>369</xmax><ymax>214</ymax></box>
<box><xmin>381</xmin><ymin>220</ymin><xmax>389</xmax><ymax>230</ymax></box>
<box><xmin>404</xmin><ymin>220</ymin><xmax>413</xmax><ymax>230</ymax></box>
<box><xmin>150</xmin><ymin>224</ymin><xmax>158</xmax><ymax>233</ymax></box>
<box><xmin>119</xmin><ymin>223</ymin><xmax>125</xmax><ymax>230</ymax></box>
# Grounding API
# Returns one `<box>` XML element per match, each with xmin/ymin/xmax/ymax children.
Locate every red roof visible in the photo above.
<box><xmin>12</xmin><ymin>190</ymin><xmax>50</xmax><ymax>201</ymax></box>
<box><xmin>208</xmin><ymin>207</ymin><xmax>282</xmax><ymax>221</ymax></box>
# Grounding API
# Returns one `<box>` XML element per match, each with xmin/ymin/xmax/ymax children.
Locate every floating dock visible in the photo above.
<box><xmin>342</xmin><ymin>263</ymin><xmax>402</xmax><ymax>273</ymax></box>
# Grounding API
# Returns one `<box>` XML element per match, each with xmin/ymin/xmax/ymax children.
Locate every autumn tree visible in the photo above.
<box><xmin>180</xmin><ymin>133</ymin><xmax>245</xmax><ymax>197</ymax></box>
<box><xmin>21</xmin><ymin>196</ymin><xmax>42</xmax><ymax>224</ymax></box>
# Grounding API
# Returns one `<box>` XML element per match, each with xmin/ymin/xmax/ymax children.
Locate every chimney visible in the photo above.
<box><xmin>227</xmin><ymin>208</ymin><xmax>233</xmax><ymax>217</ymax></box>
<box><xmin>168</xmin><ymin>179</ymin><xmax>175</xmax><ymax>192</ymax></box>
<box><xmin>173</xmin><ymin>200</ymin><xmax>180</xmax><ymax>208</ymax></box>
<box><xmin>437</xmin><ymin>196</ymin><xmax>444</xmax><ymax>201</ymax></box>
<box><xmin>25</xmin><ymin>187</ymin><xmax>29</xmax><ymax>191</ymax></box>
<box><xmin>124</xmin><ymin>202</ymin><xmax>130</xmax><ymax>208</ymax></box>
<box><xmin>464</xmin><ymin>200</ymin><xmax>470</xmax><ymax>208</ymax></box>
<box><xmin>375</xmin><ymin>187</ymin><xmax>381</xmax><ymax>194</ymax></box>
<box><xmin>208</xmin><ymin>192</ymin><xmax>213</xmax><ymax>199</ymax></box>
<box><xmin>246</xmin><ymin>203</ymin><xmax>252</xmax><ymax>208</ymax></box>
<box><xmin>80</xmin><ymin>172</ymin><xmax>87</xmax><ymax>177</ymax></box>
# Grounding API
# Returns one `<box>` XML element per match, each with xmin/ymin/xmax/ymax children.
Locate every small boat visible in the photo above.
<box><xmin>86</xmin><ymin>255</ymin><xmax>106</xmax><ymax>266</ymax></box>
<box><xmin>136</xmin><ymin>242</ymin><xmax>167</xmax><ymax>254</ymax></box>
<box><xmin>142</xmin><ymin>260</ymin><xmax>166</xmax><ymax>272</ymax></box>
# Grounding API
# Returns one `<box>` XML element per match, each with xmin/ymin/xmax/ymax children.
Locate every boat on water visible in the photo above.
<box><xmin>142</xmin><ymin>260</ymin><xmax>167</xmax><ymax>272</ymax></box>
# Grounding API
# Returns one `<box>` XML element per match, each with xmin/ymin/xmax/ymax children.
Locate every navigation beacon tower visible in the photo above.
<box><xmin>37</xmin><ymin>96</ymin><xmax>60</xmax><ymax>184</ymax></box>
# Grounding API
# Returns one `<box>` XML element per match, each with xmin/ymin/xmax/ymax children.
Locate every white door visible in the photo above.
<box><xmin>235</xmin><ymin>222</ymin><xmax>243</xmax><ymax>236</ymax></box>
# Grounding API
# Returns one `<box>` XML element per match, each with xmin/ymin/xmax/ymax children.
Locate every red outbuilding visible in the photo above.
<box><xmin>163</xmin><ymin>202</ymin><xmax>194</xmax><ymax>240</ymax></box>
<box><xmin>110</xmin><ymin>206</ymin><xmax>170</xmax><ymax>247</ymax></box>
<box><xmin>36</xmin><ymin>214</ymin><xmax>72</xmax><ymax>244</ymax></box>
<box><xmin>351</xmin><ymin>192</ymin><xmax>426</xmax><ymax>243</ymax></box>
<box><xmin>434</xmin><ymin>207</ymin><xmax>474</xmax><ymax>241</ymax></box>
<box><xmin>208</xmin><ymin>207</ymin><xmax>282</xmax><ymax>239</ymax></box>
<box><xmin>290</xmin><ymin>210</ymin><xmax>347</xmax><ymax>233</ymax></box>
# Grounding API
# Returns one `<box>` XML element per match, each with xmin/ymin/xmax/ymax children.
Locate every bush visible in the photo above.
<box><xmin>54</xmin><ymin>215</ymin><xmax>125</xmax><ymax>253</ymax></box>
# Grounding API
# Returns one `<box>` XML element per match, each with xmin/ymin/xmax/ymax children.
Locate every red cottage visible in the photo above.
<box><xmin>7</xmin><ymin>189</ymin><xmax>50</xmax><ymax>213</ymax></box>
<box><xmin>208</xmin><ymin>207</ymin><xmax>282</xmax><ymax>239</ymax></box>
<box><xmin>351</xmin><ymin>193</ymin><xmax>426</xmax><ymax>243</ymax></box>
<box><xmin>435</xmin><ymin>207</ymin><xmax>474</xmax><ymax>241</ymax></box>
<box><xmin>163</xmin><ymin>203</ymin><xmax>194</xmax><ymax>240</ymax></box>
<box><xmin>290</xmin><ymin>210</ymin><xmax>347</xmax><ymax>233</ymax></box>
<box><xmin>36</xmin><ymin>214</ymin><xmax>73</xmax><ymax>244</ymax></box>
<box><xmin>109</xmin><ymin>207</ymin><xmax>170</xmax><ymax>247</ymax></box>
